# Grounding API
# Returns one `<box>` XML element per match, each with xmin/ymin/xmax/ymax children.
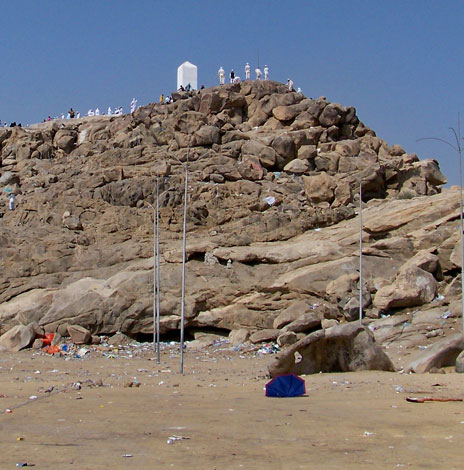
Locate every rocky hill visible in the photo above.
<box><xmin>1</xmin><ymin>80</ymin><xmax>461</xmax><ymax>370</ymax></box>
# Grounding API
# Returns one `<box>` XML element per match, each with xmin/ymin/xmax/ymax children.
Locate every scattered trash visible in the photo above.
<box><xmin>125</xmin><ymin>381</ymin><xmax>141</xmax><ymax>388</ymax></box>
<box><xmin>363</xmin><ymin>431</ymin><xmax>375</xmax><ymax>437</ymax></box>
<box><xmin>394</xmin><ymin>386</ymin><xmax>404</xmax><ymax>393</ymax></box>
<box><xmin>44</xmin><ymin>345</ymin><xmax>60</xmax><ymax>355</ymax></box>
<box><xmin>406</xmin><ymin>397</ymin><xmax>463</xmax><ymax>403</ymax></box>
<box><xmin>265</xmin><ymin>374</ymin><xmax>306</xmax><ymax>398</ymax></box>
<box><xmin>441</xmin><ymin>311</ymin><xmax>452</xmax><ymax>319</ymax></box>
<box><xmin>41</xmin><ymin>333</ymin><xmax>55</xmax><ymax>346</ymax></box>
<box><xmin>16</xmin><ymin>436</ymin><xmax>23</xmax><ymax>441</ymax></box>
<box><xmin>257</xmin><ymin>343</ymin><xmax>280</xmax><ymax>355</ymax></box>
<box><xmin>5</xmin><ymin>409</ymin><xmax>12</xmax><ymax>413</ymax></box>
<box><xmin>16</xmin><ymin>464</ymin><xmax>35</xmax><ymax>468</ymax></box>
<box><xmin>167</xmin><ymin>435</ymin><xmax>190</xmax><ymax>444</ymax></box>
<box><xmin>122</xmin><ymin>454</ymin><xmax>133</xmax><ymax>458</ymax></box>
<box><xmin>77</xmin><ymin>347</ymin><xmax>90</xmax><ymax>357</ymax></box>
<box><xmin>263</xmin><ymin>196</ymin><xmax>276</xmax><ymax>206</ymax></box>
<box><xmin>28</xmin><ymin>395</ymin><xmax>37</xmax><ymax>400</ymax></box>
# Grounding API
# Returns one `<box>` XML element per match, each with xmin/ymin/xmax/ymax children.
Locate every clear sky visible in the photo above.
<box><xmin>1</xmin><ymin>0</ymin><xmax>463</xmax><ymax>185</ymax></box>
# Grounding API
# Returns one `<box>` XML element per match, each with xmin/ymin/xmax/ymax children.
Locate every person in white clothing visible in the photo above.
<box><xmin>130</xmin><ymin>98</ymin><xmax>137</xmax><ymax>113</ymax></box>
<box><xmin>263</xmin><ymin>65</ymin><xmax>269</xmax><ymax>80</ymax></box>
<box><xmin>255</xmin><ymin>67</ymin><xmax>262</xmax><ymax>80</ymax></box>
<box><xmin>218</xmin><ymin>67</ymin><xmax>225</xmax><ymax>85</ymax></box>
<box><xmin>245</xmin><ymin>63</ymin><xmax>251</xmax><ymax>80</ymax></box>
<box><xmin>287</xmin><ymin>78</ymin><xmax>294</xmax><ymax>92</ymax></box>
<box><xmin>8</xmin><ymin>193</ymin><xmax>16</xmax><ymax>211</ymax></box>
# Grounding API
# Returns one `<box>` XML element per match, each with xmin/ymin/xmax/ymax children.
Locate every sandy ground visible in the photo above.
<box><xmin>1</xmin><ymin>341</ymin><xmax>463</xmax><ymax>470</ymax></box>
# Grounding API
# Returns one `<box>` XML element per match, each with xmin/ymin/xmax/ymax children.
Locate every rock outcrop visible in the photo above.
<box><xmin>0</xmin><ymin>80</ymin><xmax>458</xmax><ymax>370</ymax></box>
<box><xmin>268</xmin><ymin>323</ymin><xmax>395</xmax><ymax>377</ymax></box>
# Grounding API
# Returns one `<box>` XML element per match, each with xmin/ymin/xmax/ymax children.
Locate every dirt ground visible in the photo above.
<box><xmin>1</xmin><ymin>341</ymin><xmax>463</xmax><ymax>470</ymax></box>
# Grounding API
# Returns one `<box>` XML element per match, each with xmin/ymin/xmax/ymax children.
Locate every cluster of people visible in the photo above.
<box><xmin>159</xmin><ymin>94</ymin><xmax>174</xmax><ymax>104</ymax></box>
<box><xmin>218</xmin><ymin>63</ymin><xmax>270</xmax><ymax>85</ymax></box>
<box><xmin>39</xmin><ymin>98</ymin><xmax>138</xmax><ymax>123</ymax></box>
<box><xmin>216</xmin><ymin>64</ymin><xmax>299</xmax><ymax>93</ymax></box>
<box><xmin>0</xmin><ymin>120</ymin><xmax>20</xmax><ymax>127</ymax></box>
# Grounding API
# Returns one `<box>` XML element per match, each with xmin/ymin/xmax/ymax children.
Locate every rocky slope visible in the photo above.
<box><xmin>0</xmin><ymin>80</ymin><xmax>459</xmax><ymax>366</ymax></box>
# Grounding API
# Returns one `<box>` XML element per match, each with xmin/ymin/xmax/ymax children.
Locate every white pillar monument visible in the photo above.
<box><xmin>177</xmin><ymin>61</ymin><xmax>198</xmax><ymax>91</ymax></box>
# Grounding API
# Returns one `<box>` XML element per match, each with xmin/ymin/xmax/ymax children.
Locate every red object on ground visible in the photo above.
<box><xmin>45</xmin><ymin>345</ymin><xmax>60</xmax><ymax>354</ymax></box>
<box><xmin>41</xmin><ymin>333</ymin><xmax>55</xmax><ymax>347</ymax></box>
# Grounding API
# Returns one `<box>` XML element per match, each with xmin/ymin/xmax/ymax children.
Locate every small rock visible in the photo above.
<box><xmin>456</xmin><ymin>350</ymin><xmax>464</xmax><ymax>373</ymax></box>
<box><xmin>67</xmin><ymin>325</ymin><xmax>91</xmax><ymax>345</ymax></box>
<box><xmin>277</xmin><ymin>331</ymin><xmax>298</xmax><ymax>347</ymax></box>
<box><xmin>228</xmin><ymin>329</ymin><xmax>250</xmax><ymax>346</ymax></box>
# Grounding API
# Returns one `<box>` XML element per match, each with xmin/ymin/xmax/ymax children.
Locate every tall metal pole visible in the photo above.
<box><xmin>457</xmin><ymin>117</ymin><xmax>464</xmax><ymax>333</ymax></box>
<box><xmin>152</xmin><ymin>198</ymin><xmax>158</xmax><ymax>352</ymax></box>
<box><xmin>418</xmin><ymin>118</ymin><xmax>464</xmax><ymax>332</ymax></box>
<box><xmin>155</xmin><ymin>178</ymin><xmax>161</xmax><ymax>363</ymax></box>
<box><xmin>359</xmin><ymin>180</ymin><xmax>363</xmax><ymax>325</ymax></box>
<box><xmin>180</xmin><ymin>152</ymin><xmax>189</xmax><ymax>374</ymax></box>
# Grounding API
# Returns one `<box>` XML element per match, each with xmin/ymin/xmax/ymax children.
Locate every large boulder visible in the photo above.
<box><xmin>405</xmin><ymin>334</ymin><xmax>464</xmax><ymax>373</ymax></box>
<box><xmin>268</xmin><ymin>323</ymin><xmax>394</xmax><ymax>377</ymax></box>
<box><xmin>302</xmin><ymin>172</ymin><xmax>336</xmax><ymax>204</ymax></box>
<box><xmin>0</xmin><ymin>324</ymin><xmax>35</xmax><ymax>352</ymax></box>
<box><xmin>373</xmin><ymin>264</ymin><xmax>437</xmax><ymax>311</ymax></box>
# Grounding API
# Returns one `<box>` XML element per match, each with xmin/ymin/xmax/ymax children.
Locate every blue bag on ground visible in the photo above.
<box><xmin>265</xmin><ymin>374</ymin><xmax>306</xmax><ymax>397</ymax></box>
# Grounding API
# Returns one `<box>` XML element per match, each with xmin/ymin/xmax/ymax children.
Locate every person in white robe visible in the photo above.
<box><xmin>263</xmin><ymin>65</ymin><xmax>269</xmax><ymax>80</ymax></box>
<box><xmin>130</xmin><ymin>98</ymin><xmax>137</xmax><ymax>113</ymax></box>
<box><xmin>8</xmin><ymin>193</ymin><xmax>15</xmax><ymax>211</ymax></box>
<box><xmin>255</xmin><ymin>67</ymin><xmax>262</xmax><ymax>80</ymax></box>
<box><xmin>245</xmin><ymin>63</ymin><xmax>251</xmax><ymax>80</ymax></box>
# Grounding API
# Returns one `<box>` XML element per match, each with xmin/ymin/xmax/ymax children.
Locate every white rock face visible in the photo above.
<box><xmin>177</xmin><ymin>61</ymin><xmax>197</xmax><ymax>90</ymax></box>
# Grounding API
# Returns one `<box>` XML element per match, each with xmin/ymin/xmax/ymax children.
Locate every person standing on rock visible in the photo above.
<box><xmin>130</xmin><ymin>98</ymin><xmax>137</xmax><ymax>113</ymax></box>
<box><xmin>287</xmin><ymin>78</ymin><xmax>294</xmax><ymax>92</ymax></box>
<box><xmin>218</xmin><ymin>66</ymin><xmax>225</xmax><ymax>85</ymax></box>
<box><xmin>160</xmin><ymin>94</ymin><xmax>164</xmax><ymax>104</ymax></box>
<box><xmin>264</xmin><ymin>65</ymin><xmax>269</xmax><ymax>80</ymax></box>
<box><xmin>107</xmin><ymin>106</ymin><xmax>112</xmax><ymax>116</ymax></box>
<box><xmin>8</xmin><ymin>193</ymin><xmax>15</xmax><ymax>211</ymax></box>
<box><xmin>230</xmin><ymin>69</ymin><xmax>235</xmax><ymax>83</ymax></box>
<box><xmin>245</xmin><ymin>63</ymin><xmax>251</xmax><ymax>80</ymax></box>
<box><xmin>255</xmin><ymin>66</ymin><xmax>262</xmax><ymax>80</ymax></box>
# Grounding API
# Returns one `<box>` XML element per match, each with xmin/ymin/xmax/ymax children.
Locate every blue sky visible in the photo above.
<box><xmin>1</xmin><ymin>0</ymin><xmax>463</xmax><ymax>185</ymax></box>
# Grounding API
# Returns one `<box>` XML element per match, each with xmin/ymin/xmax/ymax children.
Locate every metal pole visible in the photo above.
<box><xmin>155</xmin><ymin>177</ymin><xmax>161</xmax><ymax>363</ymax></box>
<box><xmin>417</xmin><ymin>120</ymin><xmax>464</xmax><ymax>332</ymax></box>
<box><xmin>152</xmin><ymin>197</ymin><xmax>157</xmax><ymax>353</ymax></box>
<box><xmin>359</xmin><ymin>180</ymin><xmax>363</xmax><ymax>325</ymax></box>
<box><xmin>180</xmin><ymin>154</ymin><xmax>188</xmax><ymax>374</ymax></box>
<box><xmin>458</xmin><ymin>117</ymin><xmax>464</xmax><ymax>334</ymax></box>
